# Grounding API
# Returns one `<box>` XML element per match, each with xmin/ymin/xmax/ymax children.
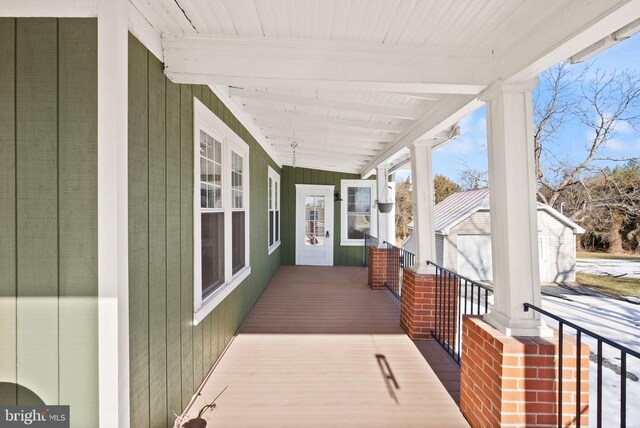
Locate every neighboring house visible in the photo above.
<box><xmin>402</xmin><ymin>188</ymin><xmax>585</xmax><ymax>283</ymax></box>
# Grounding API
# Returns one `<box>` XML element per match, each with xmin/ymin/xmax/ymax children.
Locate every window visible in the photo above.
<box><xmin>268</xmin><ymin>167</ymin><xmax>281</xmax><ymax>253</ymax></box>
<box><xmin>340</xmin><ymin>179</ymin><xmax>377</xmax><ymax>246</ymax></box>
<box><xmin>194</xmin><ymin>98</ymin><xmax>250</xmax><ymax>325</ymax></box>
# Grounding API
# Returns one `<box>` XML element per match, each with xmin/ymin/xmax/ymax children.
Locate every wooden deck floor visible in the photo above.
<box><xmin>181</xmin><ymin>266</ymin><xmax>469</xmax><ymax>427</ymax></box>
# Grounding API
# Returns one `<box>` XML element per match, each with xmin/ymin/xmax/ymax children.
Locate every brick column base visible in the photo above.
<box><xmin>400</xmin><ymin>269</ymin><xmax>436</xmax><ymax>340</ymax></box>
<box><xmin>460</xmin><ymin>316</ymin><xmax>590</xmax><ymax>427</ymax></box>
<box><xmin>367</xmin><ymin>247</ymin><xmax>389</xmax><ymax>290</ymax></box>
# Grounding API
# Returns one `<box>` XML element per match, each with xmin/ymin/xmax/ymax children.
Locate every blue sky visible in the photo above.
<box><xmin>424</xmin><ymin>33</ymin><xmax>640</xmax><ymax>184</ymax></box>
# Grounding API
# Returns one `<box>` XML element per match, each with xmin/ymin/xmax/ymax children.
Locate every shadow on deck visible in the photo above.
<box><xmin>181</xmin><ymin>266</ymin><xmax>467</xmax><ymax>427</ymax></box>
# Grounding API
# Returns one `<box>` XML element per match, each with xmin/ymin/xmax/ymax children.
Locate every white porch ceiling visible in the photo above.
<box><xmin>129</xmin><ymin>0</ymin><xmax>640</xmax><ymax>175</ymax></box>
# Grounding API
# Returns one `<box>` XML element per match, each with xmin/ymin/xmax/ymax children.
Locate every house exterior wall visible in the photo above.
<box><xmin>537</xmin><ymin>210</ymin><xmax>577</xmax><ymax>282</ymax></box>
<box><xmin>127</xmin><ymin>34</ymin><xmax>281</xmax><ymax>427</ymax></box>
<box><xmin>280</xmin><ymin>166</ymin><xmax>369</xmax><ymax>266</ymax></box>
<box><xmin>0</xmin><ymin>18</ymin><xmax>98</xmax><ymax>426</ymax></box>
<box><xmin>444</xmin><ymin>210</ymin><xmax>576</xmax><ymax>282</ymax></box>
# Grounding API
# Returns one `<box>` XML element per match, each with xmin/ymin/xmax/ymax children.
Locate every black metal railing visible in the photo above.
<box><xmin>363</xmin><ymin>233</ymin><xmax>378</xmax><ymax>267</ymax></box>
<box><xmin>524</xmin><ymin>303</ymin><xmax>640</xmax><ymax>428</ymax></box>
<box><xmin>428</xmin><ymin>261</ymin><xmax>493</xmax><ymax>365</ymax></box>
<box><xmin>382</xmin><ymin>241</ymin><xmax>415</xmax><ymax>301</ymax></box>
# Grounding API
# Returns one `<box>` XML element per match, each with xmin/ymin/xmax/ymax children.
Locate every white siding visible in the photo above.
<box><xmin>436</xmin><ymin>209</ymin><xmax>576</xmax><ymax>283</ymax></box>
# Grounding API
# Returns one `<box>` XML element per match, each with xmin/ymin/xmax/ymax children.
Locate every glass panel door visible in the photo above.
<box><xmin>304</xmin><ymin>195</ymin><xmax>326</xmax><ymax>247</ymax></box>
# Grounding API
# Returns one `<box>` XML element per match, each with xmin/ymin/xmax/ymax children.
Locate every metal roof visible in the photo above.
<box><xmin>407</xmin><ymin>188</ymin><xmax>585</xmax><ymax>235</ymax></box>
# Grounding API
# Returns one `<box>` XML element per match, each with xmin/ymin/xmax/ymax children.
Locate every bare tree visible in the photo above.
<box><xmin>534</xmin><ymin>63</ymin><xmax>640</xmax><ymax>208</ymax></box>
<box><xmin>458</xmin><ymin>167</ymin><xmax>488</xmax><ymax>190</ymax></box>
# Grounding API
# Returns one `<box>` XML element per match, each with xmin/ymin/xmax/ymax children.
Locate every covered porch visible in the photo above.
<box><xmin>179</xmin><ymin>266</ymin><xmax>466</xmax><ymax>427</ymax></box>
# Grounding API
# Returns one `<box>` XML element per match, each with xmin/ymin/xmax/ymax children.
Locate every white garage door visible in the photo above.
<box><xmin>457</xmin><ymin>235</ymin><xmax>493</xmax><ymax>281</ymax></box>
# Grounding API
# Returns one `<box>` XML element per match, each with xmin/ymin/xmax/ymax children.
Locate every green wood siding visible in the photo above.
<box><xmin>128</xmin><ymin>34</ymin><xmax>281</xmax><ymax>427</ymax></box>
<box><xmin>0</xmin><ymin>18</ymin><xmax>98</xmax><ymax>427</ymax></box>
<box><xmin>280</xmin><ymin>166</ymin><xmax>368</xmax><ymax>266</ymax></box>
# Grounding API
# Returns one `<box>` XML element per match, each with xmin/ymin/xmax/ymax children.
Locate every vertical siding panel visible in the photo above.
<box><xmin>15</xmin><ymin>18</ymin><xmax>59</xmax><ymax>405</ymax></box>
<box><xmin>148</xmin><ymin>52</ymin><xmax>168</xmax><ymax>428</ymax></box>
<box><xmin>310</xmin><ymin>168</ymin><xmax>319</xmax><ymax>185</ymax></box>
<box><xmin>57</xmin><ymin>18</ymin><xmax>98</xmax><ymax>425</ymax></box>
<box><xmin>0</xmin><ymin>18</ymin><xmax>16</xmax><ymax>405</ymax></box>
<box><xmin>165</xmin><ymin>79</ymin><xmax>183</xmax><ymax>420</ymax></box>
<box><xmin>128</xmin><ymin>34</ymin><xmax>150</xmax><ymax>428</ymax></box>
<box><xmin>180</xmin><ymin>84</ymin><xmax>194</xmax><ymax>408</ymax></box>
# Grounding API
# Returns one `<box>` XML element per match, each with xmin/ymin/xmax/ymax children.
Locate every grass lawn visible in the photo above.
<box><xmin>576</xmin><ymin>251</ymin><xmax>640</xmax><ymax>261</ymax></box>
<box><xmin>576</xmin><ymin>272</ymin><xmax>640</xmax><ymax>298</ymax></box>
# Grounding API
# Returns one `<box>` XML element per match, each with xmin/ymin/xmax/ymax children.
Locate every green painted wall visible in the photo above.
<box><xmin>128</xmin><ymin>34</ymin><xmax>281</xmax><ymax>428</ymax></box>
<box><xmin>0</xmin><ymin>18</ymin><xmax>98</xmax><ymax>427</ymax></box>
<box><xmin>280</xmin><ymin>166</ymin><xmax>369</xmax><ymax>266</ymax></box>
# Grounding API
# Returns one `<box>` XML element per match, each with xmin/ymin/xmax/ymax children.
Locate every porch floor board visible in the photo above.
<box><xmin>182</xmin><ymin>266</ymin><xmax>469</xmax><ymax>427</ymax></box>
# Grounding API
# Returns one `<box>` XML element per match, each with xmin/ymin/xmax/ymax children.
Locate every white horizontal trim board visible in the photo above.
<box><xmin>265</xmin><ymin>133</ymin><xmax>388</xmax><ymax>148</ymax></box>
<box><xmin>162</xmin><ymin>34</ymin><xmax>493</xmax><ymax>93</ymax></box>
<box><xmin>259</xmin><ymin>122</ymin><xmax>395</xmax><ymax>139</ymax></box>
<box><xmin>0</xmin><ymin>0</ymin><xmax>98</xmax><ymax>16</ymax></box>
<box><xmin>229</xmin><ymin>88</ymin><xmax>420</xmax><ymax>120</ymax></box>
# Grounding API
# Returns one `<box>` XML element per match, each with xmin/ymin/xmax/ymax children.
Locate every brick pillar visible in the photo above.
<box><xmin>367</xmin><ymin>247</ymin><xmax>388</xmax><ymax>290</ymax></box>
<box><xmin>400</xmin><ymin>269</ymin><xmax>436</xmax><ymax>340</ymax></box>
<box><xmin>460</xmin><ymin>316</ymin><xmax>590</xmax><ymax>428</ymax></box>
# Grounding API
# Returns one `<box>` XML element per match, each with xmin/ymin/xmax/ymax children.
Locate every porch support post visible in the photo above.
<box><xmin>409</xmin><ymin>141</ymin><xmax>436</xmax><ymax>272</ymax></box>
<box><xmin>481</xmin><ymin>80</ymin><xmax>552</xmax><ymax>337</ymax></box>
<box><xmin>98</xmin><ymin>0</ymin><xmax>129</xmax><ymax>426</ymax></box>
<box><xmin>376</xmin><ymin>164</ymin><xmax>390</xmax><ymax>246</ymax></box>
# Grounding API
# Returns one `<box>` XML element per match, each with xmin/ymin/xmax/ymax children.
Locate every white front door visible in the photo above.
<box><xmin>296</xmin><ymin>185</ymin><xmax>334</xmax><ymax>266</ymax></box>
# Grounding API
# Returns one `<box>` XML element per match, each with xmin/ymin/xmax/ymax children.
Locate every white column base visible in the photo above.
<box><xmin>483</xmin><ymin>310</ymin><xmax>554</xmax><ymax>338</ymax></box>
<box><xmin>410</xmin><ymin>262</ymin><xmax>436</xmax><ymax>275</ymax></box>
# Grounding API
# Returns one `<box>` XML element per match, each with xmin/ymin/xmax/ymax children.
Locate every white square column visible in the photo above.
<box><xmin>376</xmin><ymin>164</ymin><xmax>390</xmax><ymax>246</ymax></box>
<box><xmin>409</xmin><ymin>141</ymin><xmax>436</xmax><ymax>273</ymax></box>
<box><xmin>481</xmin><ymin>80</ymin><xmax>552</xmax><ymax>337</ymax></box>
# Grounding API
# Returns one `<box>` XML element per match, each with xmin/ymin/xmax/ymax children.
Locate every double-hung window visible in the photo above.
<box><xmin>268</xmin><ymin>167</ymin><xmax>281</xmax><ymax>253</ymax></box>
<box><xmin>340</xmin><ymin>179</ymin><xmax>377</xmax><ymax>246</ymax></box>
<box><xmin>194</xmin><ymin>99</ymin><xmax>250</xmax><ymax>324</ymax></box>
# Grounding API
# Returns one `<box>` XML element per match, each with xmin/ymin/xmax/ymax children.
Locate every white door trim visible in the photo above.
<box><xmin>295</xmin><ymin>184</ymin><xmax>334</xmax><ymax>266</ymax></box>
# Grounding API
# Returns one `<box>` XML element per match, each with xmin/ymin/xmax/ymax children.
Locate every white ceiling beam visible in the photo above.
<box><xmin>162</xmin><ymin>34</ymin><xmax>494</xmax><ymax>94</ymax></box>
<box><xmin>281</xmin><ymin>160</ymin><xmax>363</xmax><ymax>175</ymax></box>
<box><xmin>0</xmin><ymin>0</ymin><xmax>97</xmax><ymax>16</ymax></box>
<box><xmin>361</xmin><ymin>95</ymin><xmax>481</xmax><ymax>177</ymax></box>
<box><xmin>244</xmin><ymin>106</ymin><xmax>405</xmax><ymax>133</ymax></box>
<box><xmin>229</xmin><ymin>87</ymin><xmax>421</xmax><ymax>120</ymax></box>
<box><xmin>258</xmin><ymin>122</ymin><xmax>395</xmax><ymax>140</ymax></box>
<box><xmin>265</xmin><ymin>134</ymin><xmax>387</xmax><ymax>149</ymax></box>
<box><xmin>274</xmin><ymin>150</ymin><xmax>372</xmax><ymax>165</ymax></box>
<box><xmin>268</xmin><ymin>140</ymin><xmax>380</xmax><ymax>156</ymax></box>
<box><xmin>498</xmin><ymin>0</ymin><xmax>640</xmax><ymax>82</ymax></box>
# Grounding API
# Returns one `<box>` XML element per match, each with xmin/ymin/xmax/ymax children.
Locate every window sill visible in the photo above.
<box><xmin>340</xmin><ymin>240</ymin><xmax>365</xmax><ymax>247</ymax></box>
<box><xmin>268</xmin><ymin>241</ymin><xmax>281</xmax><ymax>255</ymax></box>
<box><xmin>193</xmin><ymin>266</ymin><xmax>252</xmax><ymax>325</ymax></box>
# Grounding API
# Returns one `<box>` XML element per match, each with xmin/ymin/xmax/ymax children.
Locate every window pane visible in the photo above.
<box><xmin>347</xmin><ymin>187</ymin><xmax>371</xmax><ymax>214</ymax></box>
<box><xmin>201</xmin><ymin>212</ymin><xmax>224</xmax><ymax>297</ymax></box>
<box><xmin>232</xmin><ymin>152</ymin><xmax>243</xmax><ymax>209</ymax></box>
<box><xmin>347</xmin><ymin>214</ymin><xmax>371</xmax><ymax>240</ymax></box>
<box><xmin>268</xmin><ymin>177</ymin><xmax>273</xmax><ymax>209</ymax></box>
<box><xmin>275</xmin><ymin>211</ymin><xmax>279</xmax><ymax>242</ymax></box>
<box><xmin>232</xmin><ymin>211</ymin><xmax>245</xmax><ymax>274</ymax></box>
<box><xmin>269</xmin><ymin>211</ymin><xmax>274</xmax><ymax>246</ymax></box>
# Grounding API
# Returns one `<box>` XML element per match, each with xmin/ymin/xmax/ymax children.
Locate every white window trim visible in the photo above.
<box><xmin>267</xmin><ymin>166</ymin><xmax>281</xmax><ymax>254</ymax></box>
<box><xmin>340</xmin><ymin>179</ymin><xmax>377</xmax><ymax>246</ymax></box>
<box><xmin>193</xmin><ymin>98</ymin><xmax>251</xmax><ymax>325</ymax></box>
